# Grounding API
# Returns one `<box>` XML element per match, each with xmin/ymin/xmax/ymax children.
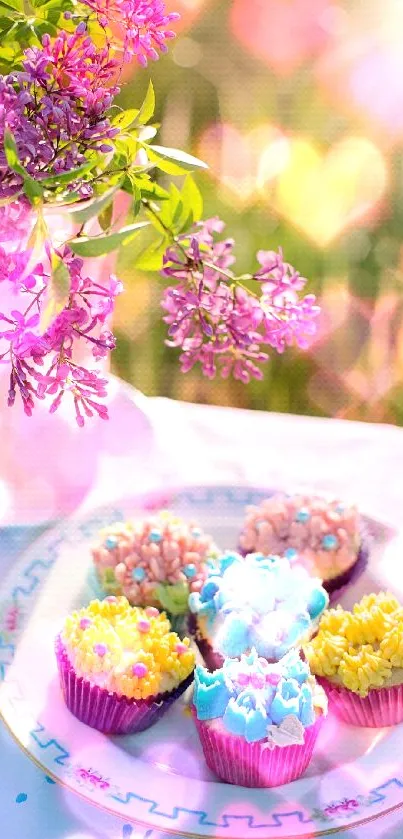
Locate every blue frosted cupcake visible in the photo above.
<box><xmin>192</xmin><ymin>648</ymin><xmax>327</xmax><ymax>787</ymax></box>
<box><xmin>188</xmin><ymin>551</ymin><xmax>328</xmax><ymax>670</ymax></box>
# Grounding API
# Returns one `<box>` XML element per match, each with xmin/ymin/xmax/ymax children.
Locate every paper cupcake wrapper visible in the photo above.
<box><xmin>193</xmin><ymin>710</ymin><xmax>323</xmax><ymax>788</ymax></box>
<box><xmin>318</xmin><ymin>676</ymin><xmax>403</xmax><ymax>727</ymax></box>
<box><xmin>327</xmin><ymin>531</ymin><xmax>370</xmax><ymax>602</ymax></box>
<box><xmin>55</xmin><ymin>636</ymin><xmax>193</xmax><ymax>735</ymax></box>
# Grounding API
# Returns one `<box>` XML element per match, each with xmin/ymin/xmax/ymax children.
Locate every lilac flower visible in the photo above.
<box><xmin>0</xmin><ymin>28</ymin><xmax>120</xmax><ymax>199</ymax></box>
<box><xmin>80</xmin><ymin>0</ymin><xmax>180</xmax><ymax>65</ymax></box>
<box><xmin>0</xmin><ymin>228</ymin><xmax>119</xmax><ymax>424</ymax></box>
<box><xmin>161</xmin><ymin>219</ymin><xmax>320</xmax><ymax>383</ymax></box>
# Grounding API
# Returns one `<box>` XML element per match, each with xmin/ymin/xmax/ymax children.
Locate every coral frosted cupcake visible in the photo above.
<box><xmin>188</xmin><ymin>551</ymin><xmax>328</xmax><ymax>670</ymax></box>
<box><xmin>304</xmin><ymin>592</ymin><xmax>403</xmax><ymax>727</ymax></box>
<box><xmin>193</xmin><ymin>648</ymin><xmax>327</xmax><ymax>787</ymax></box>
<box><xmin>239</xmin><ymin>493</ymin><xmax>367</xmax><ymax>596</ymax></box>
<box><xmin>56</xmin><ymin>596</ymin><xmax>195</xmax><ymax>734</ymax></box>
<box><xmin>92</xmin><ymin>512</ymin><xmax>218</xmax><ymax>617</ymax></box>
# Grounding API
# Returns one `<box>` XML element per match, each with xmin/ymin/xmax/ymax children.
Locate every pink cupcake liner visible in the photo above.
<box><xmin>318</xmin><ymin>676</ymin><xmax>403</xmax><ymax>727</ymax></box>
<box><xmin>55</xmin><ymin>636</ymin><xmax>193</xmax><ymax>735</ymax></box>
<box><xmin>193</xmin><ymin>710</ymin><xmax>323</xmax><ymax>787</ymax></box>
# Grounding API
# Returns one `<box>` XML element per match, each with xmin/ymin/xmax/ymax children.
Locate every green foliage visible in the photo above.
<box><xmin>0</xmin><ymin>0</ymin><xmax>74</xmax><ymax>71</ymax></box>
<box><xmin>69</xmin><ymin>221</ymin><xmax>149</xmax><ymax>257</ymax></box>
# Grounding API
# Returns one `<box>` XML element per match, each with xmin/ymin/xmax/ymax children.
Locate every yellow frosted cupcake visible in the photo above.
<box><xmin>55</xmin><ymin>596</ymin><xmax>195</xmax><ymax>734</ymax></box>
<box><xmin>304</xmin><ymin>592</ymin><xmax>403</xmax><ymax>727</ymax></box>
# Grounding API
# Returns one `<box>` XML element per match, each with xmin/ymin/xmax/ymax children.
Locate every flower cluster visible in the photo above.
<box><xmin>0</xmin><ymin>229</ymin><xmax>122</xmax><ymax>424</ymax></box>
<box><xmin>79</xmin><ymin>0</ymin><xmax>180</xmax><ymax>65</ymax></box>
<box><xmin>161</xmin><ymin>220</ymin><xmax>320</xmax><ymax>383</ymax></box>
<box><xmin>0</xmin><ymin>25</ymin><xmax>119</xmax><ymax>199</ymax></box>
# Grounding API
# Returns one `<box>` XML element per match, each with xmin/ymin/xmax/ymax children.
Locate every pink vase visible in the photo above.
<box><xmin>0</xmin><ymin>197</ymin><xmax>154</xmax><ymax>525</ymax></box>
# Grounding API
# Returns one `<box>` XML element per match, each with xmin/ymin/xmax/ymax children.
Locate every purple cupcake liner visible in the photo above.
<box><xmin>193</xmin><ymin>709</ymin><xmax>323</xmax><ymax>787</ymax></box>
<box><xmin>55</xmin><ymin>635</ymin><xmax>194</xmax><ymax>735</ymax></box>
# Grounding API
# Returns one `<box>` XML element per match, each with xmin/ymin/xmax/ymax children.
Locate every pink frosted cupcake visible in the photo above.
<box><xmin>193</xmin><ymin>648</ymin><xmax>327</xmax><ymax>787</ymax></box>
<box><xmin>91</xmin><ymin>512</ymin><xmax>218</xmax><ymax>618</ymax></box>
<box><xmin>56</xmin><ymin>596</ymin><xmax>195</xmax><ymax>734</ymax></box>
<box><xmin>304</xmin><ymin>592</ymin><xmax>403</xmax><ymax>727</ymax></box>
<box><xmin>239</xmin><ymin>493</ymin><xmax>367</xmax><ymax>597</ymax></box>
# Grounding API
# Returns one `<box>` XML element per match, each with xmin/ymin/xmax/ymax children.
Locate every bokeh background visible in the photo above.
<box><xmin>113</xmin><ymin>0</ymin><xmax>403</xmax><ymax>423</ymax></box>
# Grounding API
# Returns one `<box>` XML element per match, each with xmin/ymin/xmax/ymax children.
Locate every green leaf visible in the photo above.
<box><xmin>98</xmin><ymin>201</ymin><xmax>113</xmax><ymax>232</ymax></box>
<box><xmin>112</xmin><ymin>109</ymin><xmax>139</xmax><ymax>132</ymax></box>
<box><xmin>181</xmin><ymin>175</ymin><xmax>203</xmax><ymax>223</ymax></box>
<box><xmin>4</xmin><ymin>128</ymin><xmax>44</xmax><ymax>201</ymax></box>
<box><xmin>133</xmin><ymin>80</ymin><xmax>155</xmax><ymax>126</ymax></box>
<box><xmin>41</xmin><ymin>160</ymin><xmax>95</xmax><ymax>187</ymax></box>
<box><xmin>0</xmin><ymin>0</ymin><xmax>22</xmax><ymax>12</ymax></box>
<box><xmin>39</xmin><ymin>252</ymin><xmax>70</xmax><ymax>332</ymax></box>
<box><xmin>67</xmin><ymin>183</ymin><xmax>122</xmax><ymax>224</ymax></box>
<box><xmin>155</xmin><ymin>582</ymin><xmax>189</xmax><ymax>616</ymax></box>
<box><xmin>69</xmin><ymin>221</ymin><xmax>149</xmax><ymax>257</ymax></box>
<box><xmin>145</xmin><ymin>144</ymin><xmax>208</xmax><ymax>175</ymax></box>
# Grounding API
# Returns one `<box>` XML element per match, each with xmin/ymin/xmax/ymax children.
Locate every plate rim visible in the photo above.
<box><xmin>0</xmin><ymin>483</ymin><xmax>402</xmax><ymax>839</ymax></box>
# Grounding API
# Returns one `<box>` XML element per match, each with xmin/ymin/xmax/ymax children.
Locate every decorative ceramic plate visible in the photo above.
<box><xmin>0</xmin><ymin>485</ymin><xmax>402</xmax><ymax>839</ymax></box>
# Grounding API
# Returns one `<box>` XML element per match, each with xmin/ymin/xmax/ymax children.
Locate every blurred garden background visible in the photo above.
<box><xmin>113</xmin><ymin>0</ymin><xmax>403</xmax><ymax>424</ymax></box>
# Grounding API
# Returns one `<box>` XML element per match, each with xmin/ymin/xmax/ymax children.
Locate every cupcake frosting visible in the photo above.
<box><xmin>92</xmin><ymin>512</ymin><xmax>218</xmax><ymax>614</ymax></box>
<box><xmin>61</xmin><ymin>596</ymin><xmax>195</xmax><ymax>699</ymax></box>
<box><xmin>239</xmin><ymin>494</ymin><xmax>361</xmax><ymax>580</ymax></box>
<box><xmin>193</xmin><ymin>648</ymin><xmax>327</xmax><ymax>746</ymax></box>
<box><xmin>304</xmin><ymin>592</ymin><xmax>403</xmax><ymax>697</ymax></box>
<box><xmin>188</xmin><ymin>551</ymin><xmax>328</xmax><ymax>660</ymax></box>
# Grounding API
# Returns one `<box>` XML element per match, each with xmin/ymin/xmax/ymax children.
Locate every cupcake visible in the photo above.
<box><xmin>239</xmin><ymin>493</ymin><xmax>368</xmax><ymax>596</ymax></box>
<box><xmin>193</xmin><ymin>647</ymin><xmax>327</xmax><ymax>787</ymax></box>
<box><xmin>55</xmin><ymin>596</ymin><xmax>195</xmax><ymax>734</ymax></box>
<box><xmin>91</xmin><ymin>512</ymin><xmax>218</xmax><ymax>619</ymax></box>
<box><xmin>304</xmin><ymin>592</ymin><xmax>403</xmax><ymax>727</ymax></box>
<box><xmin>188</xmin><ymin>551</ymin><xmax>328</xmax><ymax>670</ymax></box>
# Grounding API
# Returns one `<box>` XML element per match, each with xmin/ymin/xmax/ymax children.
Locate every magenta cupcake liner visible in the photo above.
<box><xmin>55</xmin><ymin>636</ymin><xmax>193</xmax><ymax>735</ymax></box>
<box><xmin>318</xmin><ymin>676</ymin><xmax>403</xmax><ymax>728</ymax></box>
<box><xmin>193</xmin><ymin>710</ymin><xmax>323</xmax><ymax>787</ymax></box>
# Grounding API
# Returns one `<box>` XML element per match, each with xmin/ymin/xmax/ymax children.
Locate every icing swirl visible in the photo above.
<box><xmin>92</xmin><ymin>513</ymin><xmax>218</xmax><ymax>614</ymax></box>
<box><xmin>304</xmin><ymin>592</ymin><xmax>403</xmax><ymax>696</ymax></box>
<box><xmin>193</xmin><ymin>648</ymin><xmax>327</xmax><ymax>746</ymax></box>
<box><xmin>61</xmin><ymin>596</ymin><xmax>195</xmax><ymax>699</ymax></box>
<box><xmin>189</xmin><ymin>551</ymin><xmax>328</xmax><ymax>660</ymax></box>
<box><xmin>239</xmin><ymin>493</ymin><xmax>361</xmax><ymax>580</ymax></box>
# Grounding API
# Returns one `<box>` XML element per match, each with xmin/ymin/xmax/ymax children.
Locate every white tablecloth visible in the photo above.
<box><xmin>2</xmin><ymin>387</ymin><xmax>403</xmax><ymax>838</ymax></box>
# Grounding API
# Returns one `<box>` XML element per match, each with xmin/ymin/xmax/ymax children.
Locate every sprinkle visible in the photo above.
<box><xmin>266</xmin><ymin>672</ymin><xmax>281</xmax><ymax>686</ymax></box>
<box><xmin>175</xmin><ymin>642</ymin><xmax>188</xmax><ymax>655</ymax></box>
<box><xmin>191</xmin><ymin>528</ymin><xmax>201</xmax><ymax>538</ymax></box>
<box><xmin>16</xmin><ymin>793</ymin><xmax>27</xmax><ymax>804</ymax></box>
<box><xmin>105</xmin><ymin>536</ymin><xmax>118</xmax><ymax>550</ymax></box>
<box><xmin>105</xmin><ymin>596</ymin><xmax>117</xmax><ymax>603</ymax></box>
<box><xmin>284</xmin><ymin>547</ymin><xmax>298</xmax><ymax>560</ymax></box>
<box><xmin>295</xmin><ymin>509</ymin><xmax>310</xmax><ymax>523</ymax></box>
<box><xmin>137</xmin><ymin>619</ymin><xmax>150</xmax><ymax>633</ymax></box>
<box><xmin>132</xmin><ymin>662</ymin><xmax>148</xmax><ymax>678</ymax></box>
<box><xmin>80</xmin><ymin>617</ymin><xmax>92</xmax><ymax>630</ymax></box>
<box><xmin>149</xmin><ymin>529</ymin><xmax>162</xmax><ymax>543</ymax></box>
<box><xmin>145</xmin><ymin>607</ymin><xmax>159</xmax><ymax>618</ymax></box>
<box><xmin>183</xmin><ymin>563</ymin><xmax>197</xmax><ymax>579</ymax></box>
<box><xmin>322</xmin><ymin>534</ymin><xmax>338</xmax><ymax>551</ymax></box>
<box><xmin>335</xmin><ymin>504</ymin><xmax>345</xmax><ymax>514</ymax></box>
<box><xmin>132</xmin><ymin>567</ymin><xmax>146</xmax><ymax>582</ymax></box>
<box><xmin>93</xmin><ymin>643</ymin><xmax>108</xmax><ymax>656</ymax></box>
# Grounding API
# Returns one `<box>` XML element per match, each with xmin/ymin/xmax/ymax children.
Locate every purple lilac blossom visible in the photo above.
<box><xmin>161</xmin><ymin>219</ymin><xmax>320</xmax><ymax>383</ymax></box>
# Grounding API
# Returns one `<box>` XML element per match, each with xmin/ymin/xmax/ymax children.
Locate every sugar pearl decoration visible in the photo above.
<box><xmin>183</xmin><ymin>563</ymin><xmax>196</xmax><ymax>579</ymax></box>
<box><xmin>132</xmin><ymin>662</ymin><xmax>148</xmax><ymax>678</ymax></box>
<box><xmin>80</xmin><ymin>617</ymin><xmax>92</xmax><ymax>630</ymax></box>
<box><xmin>132</xmin><ymin>567</ymin><xmax>146</xmax><ymax>582</ymax></box>
<box><xmin>93</xmin><ymin>643</ymin><xmax>108</xmax><ymax>657</ymax></box>
<box><xmin>137</xmin><ymin>619</ymin><xmax>150</xmax><ymax>633</ymax></box>
<box><xmin>149</xmin><ymin>529</ymin><xmax>162</xmax><ymax>543</ymax></box>
<box><xmin>175</xmin><ymin>643</ymin><xmax>188</xmax><ymax>655</ymax></box>
<box><xmin>322</xmin><ymin>534</ymin><xmax>338</xmax><ymax>550</ymax></box>
<box><xmin>105</xmin><ymin>536</ymin><xmax>118</xmax><ymax>551</ymax></box>
<box><xmin>145</xmin><ymin>607</ymin><xmax>159</xmax><ymax>617</ymax></box>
